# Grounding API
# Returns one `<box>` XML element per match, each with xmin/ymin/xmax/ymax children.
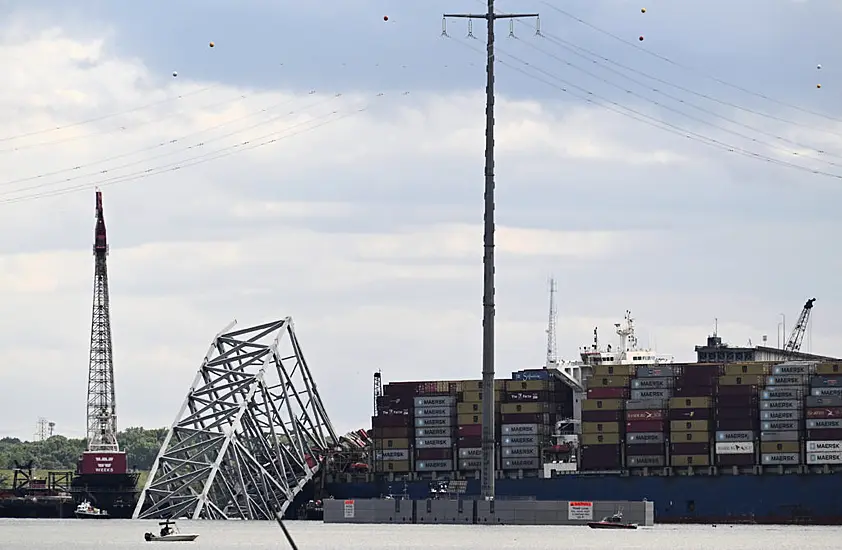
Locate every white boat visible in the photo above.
<box><xmin>144</xmin><ymin>519</ymin><xmax>199</xmax><ymax>542</ymax></box>
<box><xmin>75</xmin><ymin>499</ymin><xmax>109</xmax><ymax>519</ymax></box>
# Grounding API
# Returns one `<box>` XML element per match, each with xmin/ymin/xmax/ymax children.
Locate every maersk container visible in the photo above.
<box><xmin>811</xmin><ymin>387</ymin><xmax>842</xmax><ymax>397</ymax></box>
<box><xmin>806</xmin><ymin>407</ymin><xmax>842</xmax><ymax>419</ymax></box>
<box><xmin>625</xmin><ymin>443</ymin><xmax>664</xmax><ymax>456</ymax></box>
<box><xmin>630</xmin><ymin>388</ymin><xmax>672</xmax><ymax>400</ymax></box>
<box><xmin>625</xmin><ymin>399</ymin><xmax>667</xmax><ymax>410</ymax></box>
<box><xmin>715</xmin><ymin>441</ymin><xmax>754</xmax><ymax>454</ymax></box>
<box><xmin>761</xmin><ymin>388</ymin><xmax>801</xmax><ymax>400</ymax></box>
<box><xmin>415</xmin><ymin>407</ymin><xmax>454</xmax><ymax>418</ymax></box>
<box><xmin>807</xmin><ymin>419</ymin><xmax>842</xmax><ymax>429</ymax></box>
<box><xmin>631</xmin><ymin>377</ymin><xmax>673</xmax><ymax>390</ymax></box>
<box><xmin>811</xmin><ymin>375</ymin><xmax>842</xmax><ymax>388</ymax></box>
<box><xmin>807</xmin><ymin>440</ymin><xmax>842</xmax><ymax>452</ymax></box>
<box><xmin>761</xmin><ymin>420</ymin><xmax>799</xmax><ymax>431</ymax></box>
<box><xmin>502</xmin><ymin>434</ymin><xmax>539</xmax><ymax>447</ymax></box>
<box><xmin>626</xmin><ymin>409</ymin><xmax>664</xmax><ymax>421</ymax></box>
<box><xmin>627</xmin><ymin>455</ymin><xmax>665</xmax><ymax>467</ymax></box>
<box><xmin>416</xmin><ymin>437</ymin><xmax>452</xmax><ymax>449</ymax></box>
<box><xmin>767</xmin><ymin>375</ymin><xmax>808</xmax><ymax>386</ymax></box>
<box><xmin>716</xmin><ymin>430</ymin><xmax>755</xmax><ymax>442</ymax></box>
<box><xmin>773</xmin><ymin>363</ymin><xmax>814</xmax><ymax>376</ymax></box>
<box><xmin>416</xmin><ymin>459</ymin><xmax>453</xmax><ymax>471</ymax></box>
<box><xmin>502</xmin><ymin>423</ymin><xmax>541</xmax><ymax>435</ymax></box>
<box><xmin>415</xmin><ymin>417</ymin><xmax>453</xmax><ymax>427</ymax></box>
<box><xmin>375</xmin><ymin>449</ymin><xmax>410</xmax><ymax>461</ymax></box>
<box><xmin>415</xmin><ymin>427</ymin><xmax>452</xmax><ymax>438</ymax></box>
<box><xmin>458</xmin><ymin>447</ymin><xmax>481</xmax><ymax>459</ymax></box>
<box><xmin>502</xmin><ymin>445</ymin><xmax>540</xmax><ymax>458</ymax></box>
<box><xmin>760</xmin><ymin>431</ymin><xmax>800</xmax><ymax>442</ymax></box>
<box><xmin>760</xmin><ymin>399</ymin><xmax>801</xmax><ymax>411</ymax></box>
<box><xmin>459</xmin><ymin>458</ymin><xmax>482</xmax><ymax>469</ymax></box>
<box><xmin>806</xmin><ymin>451</ymin><xmax>842</xmax><ymax>465</ymax></box>
<box><xmin>637</xmin><ymin>366</ymin><xmax>674</xmax><ymax>378</ymax></box>
<box><xmin>761</xmin><ymin>453</ymin><xmax>800</xmax><ymax>465</ymax></box>
<box><xmin>806</xmin><ymin>395</ymin><xmax>842</xmax><ymax>407</ymax></box>
<box><xmin>761</xmin><ymin>410</ymin><xmax>801</xmax><ymax>421</ymax></box>
<box><xmin>627</xmin><ymin>432</ymin><xmax>665</xmax><ymax>444</ymax></box>
<box><xmin>414</xmin><ymin>396</ymin><xmax>456</xmax><ymax>408</ymax></box>
<box><xmin>502</xmin><ymin>457</ymin><xmax>541</xmax><ymax>470</ymax></box>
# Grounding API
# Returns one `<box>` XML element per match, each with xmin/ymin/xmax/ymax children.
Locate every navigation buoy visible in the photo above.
<box><xmin>639</xmin><ymin>36</ymin><xmax>644</xmax><ymax>41</ymax></box>
<box><xmin>383</xmin><ymin>15</ymin><xmax>389</xmax><ymax>21</ymax></box>
<box><xmin>641</xmin><ymin>8</ymin><xmax>646</xmax><ymax>13</ymax></box>
<box><xmin>209</xmin><ymin>41</ymin><xmax>215</xmax><ymax>48</ymax></box>
<box><xmin>172</xmin><ymin>71</ymin><xmax>178</xmax><ymax>77</ymax></box>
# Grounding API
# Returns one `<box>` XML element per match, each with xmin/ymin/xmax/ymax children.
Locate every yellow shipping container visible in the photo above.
<box><xmin>504</xmin><ymin>380</ymin><xmax>550</xmax><ymax>392</ymax></box>
<box><xmin>761</xmin><ymin>441</ymin><xmax>799</xmax><ymax>454</ymax></box>
<box><xmin>817</xmin><ymin>362</ymin><xmax>842</xmax><ymax>375</ymax></box>
<box><xmin>375</xmin><ymin>460</ymin><xmax>411</xmax><ymax>472</ymax></box>
<box><xmin>718</xmin><ymin>375</ymin><xmax>765</xmax><ymax>386</ymax></box>
<box><xmin>590</xmin><ymin>376</ymin><xmax>630</xmax><ymax>388</ymax></box>
<box><xmin>500</xmin><ymin>402</ymin><xmax>549</xmax><ymax>415</ymax></box>
<box><xmin>670</xmin><ymin>420</ymin><xmax>709</xmax><ymax>432</ymax></box>
<box><xmin>581</xmin><ymin>421</ymin><xmax>621</xmax><ymax>434</ymax></box>
<box><xmin>582</xmin><ymin>399</ymin><xmax>624</xmax><ymax>412</ymax></box>
<box><xmin>723</xmin><ymin>363</ymin><xmax>770</xmax><ymax>376</ymax></box>
<box><xmin>460</xmin><ymin>390</ymin><xmax>502</xmax><ymax>403</ymax></box>
<box><xmin>670</xmin><ymin>430</ymin><xmax>710</xmax><ymax>442</ymax></box>
<box><xmin>581</xmin><ymin>432</ymin><xmax>621</xmax><ymax>445</ymax></box>
<box><xmin>375</xmin><ymin>438</ymin><xmax>410</xmax><ymax>449</ymax></box>
<box><xmin>458</xmin><ymin>402</ymin><xmax>482</xmax><ymax>415</ymax></box>
<box><xmin>462</xmin><ymin>379</ymin><xmax>507</xmax><ymax>392</ymax></box>
<box><xmin>593</xmin><ymin>365</ymin><xmax>635</xmax><ymax>377</ymax></box>
<box><xmin>457</xmin><ymin>413</ymin><xmax>483</xmax><ymax>425</ymax></box>
<box><xmin>669</xmin><ymin>397</ymin><xmax>711</xmax><ymax>409</ymax></box>
<box><xmin>671</xmin><ymin>454</ymin><xmax>710</xmax><ymax>467</ymax></box>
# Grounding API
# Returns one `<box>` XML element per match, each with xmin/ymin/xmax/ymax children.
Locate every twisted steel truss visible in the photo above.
<box><xmin>133</xmin><ymin>318</ymin><xmax>338</xmax><ymax>520</ymax></box>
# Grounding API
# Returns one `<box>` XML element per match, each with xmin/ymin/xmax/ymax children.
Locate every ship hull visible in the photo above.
<box><xmin>326</xmin><ymin>474</ymin><xmax>842</xmax><ymax>524</ymax></box>
<box><xmin>71</xmin><ymin>472</ymin><xmax>139</xmax><ymax>520</ymax></box>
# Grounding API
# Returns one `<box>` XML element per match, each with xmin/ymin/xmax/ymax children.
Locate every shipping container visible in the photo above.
<box><xmin>458</xmin><ymin>447</ymin><xmax>482</xmax><ymax>459</ymax></box>
<box><xmin>806</xmin><ymin>395</ymin><xmax>842</xmax><ymax>407</ymax></box>
<box><xmin>637</xmin><ymin>366</ymin><xmax>674</xmax><ymax>378</ymax></box>
<box><xmin>461</xmin><ymin>379</ymin><xmax>507</xmax><ymax>392</ymax></box>
<box><xmin>459</xmin><ymin>459</ymin><xmax>482</xmax><ymax>470</ymax></box>
<box><xmin>582</xmin><ymin>410</ymin><xmax>624</xmax><ymax>423</ymax></box>
<box><xmin>458</xmin><ymin>436</ymin><xmax>482</xmax><ymax>448</ymax></box>
<box><xmin>715</xmin><ymin>454</ymin><xmax>756</xmax><ymax>467</ymax></box>
<box><xmin>767</xmin><ymin>375</ymin><xmax>808</xmax><ymax>386</ymax></box>
<box><xmin>762</xmin><ymin>420</ymin><xmax>800</xmax><ymax>431</ymax></box>
<box><xmin>593</xmin><ymin>365</ymin><xmax>635</xmax><ymax>377</ymax></box>
<box><xmin>808</xmin><ymin>428</ymin><xmax>842</xmax><ymax>440</ymax></box>
<box><xmin>669</xmin><ymin>397</ymin><xmax>712</xmax><ymax>409</ymax></box>
<box><xmin>502</xmin><ymin>434</ymin><xmax>540</xmax><ymax>447</ymax></box>
<box><xmin>716</xmin><ymin>394</ymin><xmax>759</xmax><ymax>407</ymax></box>
<box><xmin>377</xmin><ymin>408</ymin><xmax>412</xmax><ymax>417</ymax></box>
<box><xmin>812</xmin><ymin>387</ymin><xmax>842</xmax><ymax>397</ymax></box>
<box><xmin>415</xmin><ymin>427</ymin><xmax>453</xmax><ymax>438</ymax></box>
<box><xmin>415</xmin><ymin>437</ymin><xmax>452</xmax><ymax>449</ymax></box>
<box><xmin>461</xmin><ymin>390</ymin><xmax>502</xmax><ymax>403</ymax></box>
<box><xmin>722</xmin><ymin>363</ymin><xmax>769</xmax><ymax>376</ymax></box>
<box><xmin>627</xmin><ymin>455</ymin><xmax>665</xmax><ymax>467</ymax></box>
<box><xmin>590</xmin><ymin>376</ymin><xmax>631</xmax><ymax>388</ymax></box>
<box><xmin>457</xmin><ymin>402</ymin><xmax>482</xmax><ymax>415</ymax></box>
<box><xmin>373</xmin><ymin>426</ymin><xmax>412</xmax><ymax>439</ymax></box>
<box><xmin>625</xmin><ymin>443</ymin><xmax>664</xmax><ymax>456</ymax></box>
<box><xmin>415</xmin><ymin>416</ymin><xmax>454</xmax><ymax>427</ymax></box>
<box><xmin>817</xmin><ymin>362</ymin><xmax>842</xmax><ymax>375</ymax></box>
<box><xmin>681</xmin><ymin>364</ymin><xmax>724</xmax><ymax>375</ymax></box>
<box><xmin>500</xmin><ymin>402</ymin><xmax>549</xmax><ymax>415</ymax></box>
<box><xmin>374</xmin><ymin>415</ymin><xmax>412</xmax><ymax>428</ymax></box>
<box><xmin>807</xmin><ymin>440</ymin><xmax>842</xmax><ymax>452</ymax></box>
<box><xmin>719</xmin><ymin>375</ymin><xmax>766</xmax><ymax>386</ymax></box>
<box><xmin>626</xmin><ymin>432</ymin><xmax>665</xmax><ymax>444</ymax></box>
<box><xmin>582</xmin><ymin>421</ymin><xmax>621</xmax><ymax>434</ymax></box>
<box><xmin>716</xmin><ymin>430</ymin><xmax>755</xmax><ymax>442</ymax></box>
<box><xmin>761</xmin><ymin>388</ymin><xmax>802</xmax><ymax>400</ymax></box>
<box><xmin>414</xmin><ymin>396</ymin><xmax>456</xmax><ymax>408</ymax></box>
<box><xmin>415</xmin><ymin>406</ymin><xmax>454</xmax><ymax>417</ymax></box>
<box><xmin>669</xmin><ymin>408</ymin><xmax>711</xmax><ymax>421</ymax></box>
<box><xmin>579</xmin><ymin>458</ymin><xmax>622</xmax><ymax>471</ymax></box>
<box><xmin>761</xmin><ymin>410</ymin><xmax>801</xmax><ymax>421</ymax></box>
<box><xmin>502</xmin><ymin>446</ymin><xmax>540</xmax><ymax>458</ymax></box>
<box><xmin>671</xmin><ymin>454</ymin><xmax>710</xmax><ymax>467</ymax></box>
<box><xmin>416</xmin><ymin>459</ymin><xmax>453</xmax><ymax>471</ymax></box>
<box><xmin>375</xmin><ymin>460</ymin><xmax>411</xmax><ymax>472</ymax></box>
<box><xmin>579</xmin><ymin>444</ymin><xmax>622</xmax><ymax>460</ymax></box>
<box><xmin>506</xmin><ymin>390</ymin><xmax>548</xmax><ymax>402</ymax></box>
<box><xmin>581</xmin><ymin>432</ymin><xmax>621</xmax><ymax>445</ymax></box>
<box><xmin>716</xmin><ymin>407</ymin><xmax>756</xmax><ymax>420</ymax></box>
<box><xmin>586</xmin><ymin>387</ymin><xmax>629</xmax><ymax>400</ymax></box>
<box><xmin>626</xmin><ymin>409</ymin><xmax>664</xmax><ymax>421</ymax></box>
<box><xmin>457</xmin><ymin>424</ymin><xmax>482</xmax><ymax>437</ymax></box>
<box><xmin>812</xmin><ymin>376</ymin><xmax>842</xmax><ymax>388</ymax></box>
<box><xmin>626</xmin><ymin>420</ymin><xmax>665</xmax><ymax>433</ymax></box>
<box><xmin>502</xmin><ymin>458</ymin><xmax>542</xmax><ymax>470</ymax></box>
<box><xmin>457</xmin><ymin>413</ymin><xmax>482</xmax><ymax>425</ymax></box>
<box><xmin>672</xmin><ymin>385</ymin><xmax>714</xmax><ymax>398</ymax></box>
<box><xmin>806</xmin><ymin>407</ymin><xmax>842</xmax><ymax>419</ymax></box>
<box><xmin>631</xmin><ymin>377</ymin><xmax>674</xmax><ymax>390</ymax></box>
<box><xmin>806</xmin><ymin>451</ymin><xmax>842</xmax><ymax>465</ymax></box>
<box><xmin>582</xmin><ymin>399</ymin><xmax>624</xmax><ymax>412</ymax></box>
<box><xmin>760</xmin><ymin>431</ymin><xmax>800</xmax><ymax>442</ymax></box>
<box><xmin>375</xmin><ymin>449</ymin><xmax>410</xmax><ymax>461</ymax></box>
<box><xmin>679</xmin><ymin>372</ymin><xmax>718</xmax><ymax>386</ymax></box>
<box><xmin>505</xmin><ymin>380</ymin><xmax>550</xmax><ymax>392</ymax></box>
<box><xmin>760</xmin><ymin>399</ymin><xmax>801</xmax><ymax>411</ymax></box>
<box><xmin>670</xmin><ymin>419</ymin><xmax>710</xmax><ymax>432</ymax></box>
<box><xmin>671</xmin><ymin>431</ymin><xmax>710</xmax><ymax>443</ymax></box>
<box><xmin>376</xmin><ymin>438</ymin><xmax>411</xmax><ymax>449</ymax></box>
<box><xmin>715</xmin><ymin>441</ymin><xmax>754</xmax><ymax>454</ymax></box>
<box><xmin>501</xmin><ymin>423</ymin><xmax>542</xmax><ymax>435</ymax></box>
<box><xmin>377</xmin><ymin>395</ymin><xmax>413</xmax><ymax>409</ymax></box>
<box><xmin>416</xmin><ymin>448</ymin><xmax>453</xmax><ymax>460</ymax></box>
<box><xmin>625</xmin><ymin>399</ymin><xmax>668</xmax><ymax>410</ymax></box>
<box><xmin>716</xmin><ymin>385</ymin><xmax>759</xmax><ymax>396</ymax></box>
<box><xmin>761</xmin><ymin>453</ymin><xmax>800</xmax><ymax>465</ymax></box>
<box><xmin>807</xmin><ymin>419</ymin><xmax>842</xmax><ymax>429</ymax></box>
<box><xmin>772</xmin><ymin>363</ymin><xmax>814</xmax><ymax>376</ymax></box>
<box><xmin>501</xmin><ymin>412</ymin><xmax>550</xmax><ymax>424</ymax></box>
<box><xmin>512</xmin><ymin>369</ymin><xmax>551</xmax><ymax>381</ymax></box>
<box><xmin>760</xmin><ymin>441</ymin><xmax>799</xmax><ymax>453</ymax></box>
<box><xmin>717</xmin><ymin>418</ymin><xmax>758</xmax><ymax>431</ymax></box>
<box><xmin>630</xmin><ymin>388</ymin><xmax>672</xmax><ymax>400</ymax></box>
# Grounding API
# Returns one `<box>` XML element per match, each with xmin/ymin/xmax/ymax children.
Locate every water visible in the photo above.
<box><xmin>1</xmin><ymin>519</ymin><xmax>840</xmax><ymax>549</ymax></box>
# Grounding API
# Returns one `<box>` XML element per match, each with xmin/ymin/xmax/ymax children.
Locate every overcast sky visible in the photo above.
<box><xmin>1</xmin><ymin>0</ymin><xmax>841</xmax><ymax>442</ymax></box>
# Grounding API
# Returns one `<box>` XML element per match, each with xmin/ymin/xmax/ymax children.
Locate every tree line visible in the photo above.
<box><xmin>0</xmin><ymin>427</ymin><xmax>167</xmax><ymax>471</ymax></box>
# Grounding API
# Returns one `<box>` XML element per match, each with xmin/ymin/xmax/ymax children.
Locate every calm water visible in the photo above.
<box><xmin>0</xmin><ymin>519</ymin><xmax>840</xmax><ymax>549</ymax></box>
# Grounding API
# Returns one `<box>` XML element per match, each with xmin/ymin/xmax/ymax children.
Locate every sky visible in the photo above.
<box><xmin>1</xmin><ymin>0</ymin><xmax>842</xmax><ymax>442</ymax></box>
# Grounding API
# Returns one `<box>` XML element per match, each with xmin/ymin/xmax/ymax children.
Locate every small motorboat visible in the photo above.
<box><xmin>587</xmin><ymin>511</ymin><xmax>638</xmax><ymax>530</ymax></box>
<box><xmin>144</xmin><ymin>519</ymin><xmax>199</xmax><ymax>542</ymax></box>
<box><xmin>75</xmin><ymin>499</ymin><xmax>109</xmax><ymax>519</ymax></box>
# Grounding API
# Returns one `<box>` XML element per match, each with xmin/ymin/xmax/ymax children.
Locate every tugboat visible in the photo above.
<box><xmin>74</xmin><ymin>499</ymin><xmax>109</xmax><ymax>519</ymax></box>
<box><xmin>587</xmin><ymin>510</ymin><xmax>638</xmax><ymax>530</ymax></box>
<box><xmin>143</xmin><ymin>519</ymin><xmax>199</xmax><ymax>542</ymax></box>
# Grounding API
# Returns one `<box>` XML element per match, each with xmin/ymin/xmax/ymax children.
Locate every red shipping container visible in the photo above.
<box><xmin>582</xmin><ymin>410</ymin><xmax>623</xmax><ymax>422</ymax></box>
<box><xmin>78</xmin><ymin>451</ymin><xmax>127</xmax><ymax>475</ymax></box>
<box><xmin>416</xmin><ymin>448</ymin><xmax>452</xmax><ymax>460</ymax></box>
<box><xmin>716</xmin><ymin>385</ymin><xmax>759</xmax><ymax>396</ymax></box>
<box><xmin>626</xmin><ymin>420</ymin><xmax>664</xmax><ymax>432</ymax></box>
<box><xmin>806</xmin><ymin>407</ymin><xmax>842</xmax><ymax>419</ymax></box>
<box><xmin>669</xmin><ymin>408</ymin><xmax>711</xmax><ymax>421</ymax></box>
<box><xmin>458</xmin><ymin>436</ymin><xmax>482</xmax><ymax>447</ymax></box>
<box><xmin>808</xmin><ymin>428</ymin><xmax>842</xmax><ymax>440</ymax></box>
<box><xmin>458</xmin><ymin>424</ymin><xmax>482</xmax><ymax>437</ymax></box>
<box><xmin>671</xmin><ymin>442</ymin><xmax>710</xmax><ymax>455</ymax></box>
<box><xmin>715</xmin><ymin>454</ymin><xmax>755</xmax><ymax>467</ymax></box>
<box><xmin>672</xmin><ymin>385</ymin><xmax>714</xmax><ymax>398</ymax></box>
<box><xmin>586</xmin><ymin>387</ymin><xmax>629</xmax><ymax>399</ymax></box>
<box><xmin>626</xmin><ymin>409</ymin><xmax>664</xmax><ymax>421</ymax></box>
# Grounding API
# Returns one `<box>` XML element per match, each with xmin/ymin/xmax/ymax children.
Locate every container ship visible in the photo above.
<box><xmin>324</xmin><ymin>302</ymin><xmax>842</xmax><ymax>524</ymax></box>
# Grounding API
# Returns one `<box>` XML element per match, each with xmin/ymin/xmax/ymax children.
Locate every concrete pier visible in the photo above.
<box><xmin>324</xmin><ymin>498</ymin><xmax>654</xmax><ymax>526</ymax></box>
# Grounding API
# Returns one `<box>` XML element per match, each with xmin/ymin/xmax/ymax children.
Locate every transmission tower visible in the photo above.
<box><xmin>546</xmin><ymin>277</ymin><xmax>558</xmax><ymax>367</ymax></box>
<box><xmin>86</xmin><ymin>190</ymin><xmax>119</xmax><ymax>452</ymax></box>
<box><xmin>442</xmin><ymin>1</ymin><xmax>539</xmax><ymax>501</ymax></box>
<box><xmin>35</xmin><ymin>417</ymin><xmax>50</xmax><ymax>442</ymax></box>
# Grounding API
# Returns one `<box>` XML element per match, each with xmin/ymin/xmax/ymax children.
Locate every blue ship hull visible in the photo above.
<box><xmin>326</xmin><ymin>474</ymin><xmax>842</xmax><ymax>524</ymax></box>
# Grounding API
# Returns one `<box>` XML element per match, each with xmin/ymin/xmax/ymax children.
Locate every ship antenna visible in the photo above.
<box><xmin>545</xmin><ymin>277</ymin><xmax>558</xmax><ymax>367</ymax></box>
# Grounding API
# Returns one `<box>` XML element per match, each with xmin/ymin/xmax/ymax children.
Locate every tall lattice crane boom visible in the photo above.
<box><xmin>785</xmin><ymin>298</ymin><xmax>816</xmax><ymax>353</ymax></box>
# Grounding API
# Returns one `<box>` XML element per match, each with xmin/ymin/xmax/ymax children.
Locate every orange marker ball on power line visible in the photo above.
<box><xmin>641</xmin><ymin>7</ymin><xmax>646</xmax><ymax>13</ymax></box>
<box><xmin>209</xmin><ymin>42</ymin><xmax>214</xmax><ymax>48</ymax></box>
<box><xmin>639</xmin><ymin>36</ymin><xmax>644</xmax><ymax>41</ymax></box>
<box><xmin>817</xmin><ymin>84</ymin><xmax>822</xmax><ymax>89</ymax></box>
<box><xmin>383</xmin><ymin>15</ymin><xmax>389</xmax><ymax>21</ymax></box>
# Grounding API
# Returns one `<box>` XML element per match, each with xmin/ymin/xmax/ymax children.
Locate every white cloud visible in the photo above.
<box><xmin>1</xmin><ymin>15</ymin><xmax>842</xmax><ymax>445</ymax></box>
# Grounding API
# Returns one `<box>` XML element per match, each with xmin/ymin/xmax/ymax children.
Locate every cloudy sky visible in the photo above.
<box><xmin>1</xmin><ymin>0</ymin><xmax>841</xmax><ymax>442</ymax></box>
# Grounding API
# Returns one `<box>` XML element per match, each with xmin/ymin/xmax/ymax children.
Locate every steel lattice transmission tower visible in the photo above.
<box><xmin>87</xmin><ymin>190</ymin><xmax>119</xmax><ymax>453</ymax></box>
<box><xmin>546</xmin><ymin>277</ymin><xmax>558</xmax><ymax>367</ymax></box>
<box><xmin>133</xmin><ymin>318</ymin><xmax>339</xmax><ymax>520</ymax></box>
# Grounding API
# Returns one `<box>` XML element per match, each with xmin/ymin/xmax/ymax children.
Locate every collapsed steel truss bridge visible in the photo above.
<box><xmin>133</xmin><ymin>318</ymin><xmax>339</xmax><ymax>520</ymax></box>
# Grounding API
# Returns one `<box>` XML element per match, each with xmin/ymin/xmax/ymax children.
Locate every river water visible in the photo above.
<box><xmin>0</xmin><ymin>519</ymin><xmax>839</xmax><ymax>549</ymax></box>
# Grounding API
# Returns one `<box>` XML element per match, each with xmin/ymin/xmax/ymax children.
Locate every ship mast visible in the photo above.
<box><xmin>545</xmin><ymin>277</ymin><xmax>558</xmax><ymax>367</ymax></box>
<box><xmin>86</xmin><ymin>190</ymin><xmax>119</xmax><ymax>452</ymax></box>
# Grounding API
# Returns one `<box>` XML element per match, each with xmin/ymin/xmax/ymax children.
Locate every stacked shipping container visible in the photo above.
<box><xmin>414</xmin><ymin>395</ymin><xmax>456</xmax><ymax>473</ymax></box>
<box><xmin>806</xmin><ymin>362</ymin><xmax>842</xmax><ymax>467</ymax></box>
<box><xmin>456</xmin><ymin>380</ymin><xmax>503</xmax><ymax>471</ymax></box>
<box><xmin>373</xmin><ymin>386</ymin><xmax>415</xmax><ymax>473</ymax></box>
<box><xmin>760</xmin><ymin>363</ymin><xmax>808</xmax><ymax>467</ymax></box>
<box><xmin>669</xmin><ymin>364</ymin><xmax>718</xmax><ymax>467</ymax></box>
<box><xmin>625</xmin><ymin>365</ymin><xmax>671</xmax><ymax>468</ymax></box>
<box><xmin>714</xmin><ymin>364</ymin><xmax>763</xmax><ymax>467</ymax></box>
<box><xmin>501</xmin><ymin>379</ymin><xmax>551</xmax><ymax>470</ymax></box>
<box><xmin>580</xmin><ymin>364</ymin><xmax>633</xmax><ymax>470</ymax></box>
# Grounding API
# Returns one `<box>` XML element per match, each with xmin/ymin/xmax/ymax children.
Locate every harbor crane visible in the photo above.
<box><xmin>785</xmin><ymin>298</ymin><xmax>816</xmax><ymax>353</ymax></box>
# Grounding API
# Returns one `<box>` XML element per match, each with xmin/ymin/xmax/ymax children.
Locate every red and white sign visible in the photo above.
<box><xmin>79</xmin><ymin>451</ymin><xmax>127</xmax><ymax>475</ymax></box>
<box><xmin>568</xmin><ymin>501</ymin><xmax>593</xmax><ymax>520</ymax></box>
